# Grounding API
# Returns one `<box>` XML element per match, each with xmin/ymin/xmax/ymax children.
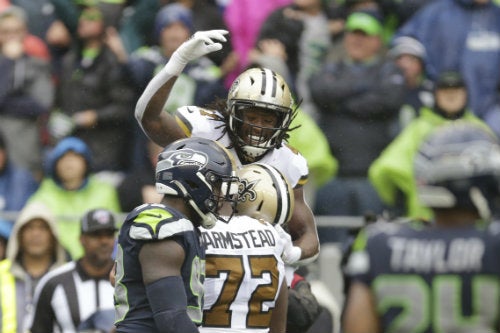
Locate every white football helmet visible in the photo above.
<box><xmin>227</xmin><ymin>67</ymin><xmax>295</xmax><ymax>161</ymax></box>
<box><xmin>236</xmin><ymin>163</ymin><xmax>294</xmax><ymax>226</ymax></box>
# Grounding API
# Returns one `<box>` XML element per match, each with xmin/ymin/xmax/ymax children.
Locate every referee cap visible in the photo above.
<box><xmin>81</xmin><ymin>209</ymin><xmax>117</xmax><ymax>234</ymax></box>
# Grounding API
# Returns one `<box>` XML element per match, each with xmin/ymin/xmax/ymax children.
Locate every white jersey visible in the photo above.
<box><xmin>175</xmin><ymin>106</ymin><xmax>309</xmax><ymax>188</ymax></box>
<box><xmin>199</xmin><ymin>215</ymin><xmax>286</xmax><ymax>333</ymax></box>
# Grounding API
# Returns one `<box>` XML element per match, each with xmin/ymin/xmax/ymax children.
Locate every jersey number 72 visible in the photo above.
<box><xmin>203</xmin><ymin>254</ymin><xmax>280</xmax><ymax>328</ymax></box>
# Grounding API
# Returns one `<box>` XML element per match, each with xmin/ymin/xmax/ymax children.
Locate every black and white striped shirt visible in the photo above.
<box><xmin>28</xmin><ymin>260</ymin><xmax>114</xmax><ymax>333</ymax></box>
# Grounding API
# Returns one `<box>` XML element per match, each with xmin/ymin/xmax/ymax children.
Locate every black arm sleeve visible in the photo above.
<box><xmin>145</xmin><ymin>276</ymin><xmax>199</xmax><ymax>333</ymax></box>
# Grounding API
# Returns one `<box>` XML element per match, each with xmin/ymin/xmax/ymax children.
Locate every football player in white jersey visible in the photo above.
<box><xmin>201</xmin><ymin>163</ymin><xmax>295</xmax><ymax>333</ymax></box>
<box><xmin>135</xmin><ymin>29</ymin><xmax>319</xmax><ymax>266</ymax></box>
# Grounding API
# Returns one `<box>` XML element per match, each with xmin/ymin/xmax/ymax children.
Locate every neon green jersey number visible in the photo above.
<box><xmin>374</xmin><ymin>275</ymin><xmax>500</xmax><ymax>333</ymax></box>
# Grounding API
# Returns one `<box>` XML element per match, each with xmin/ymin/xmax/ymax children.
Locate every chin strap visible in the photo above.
<box><xmin>172</xmin><ymin>180</ymin><xmax>217</xmax><ymax>229</ymax></box>
<box><xmin>240</xmin><ymin>144</ymin><xmax>270</xmax><ymax>161</ymax></box>
<box><xmin>188</xmin><ymin>199</ymin><xmax>217</xmax><ymax>229</ymax></box>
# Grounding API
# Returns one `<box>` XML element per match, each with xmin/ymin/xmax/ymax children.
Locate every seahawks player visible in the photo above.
<box><xmin>135</xmin><ymin>30</ymin><xmax>319</xmax><ymax>266</ymax></box>
<box><xmin>113</xmin><ymin>137</ymin><xmax>239</xmax><ymax>333</ymax></box>
<box><xmin>343</xmin><ymin>122</ymin><xmax>500</xmax><ymax>333</ymax></box>
<box><xmin>201</xmin><ymin>163</ymin><xmax>294</xmax><ymax>333</ymax></box>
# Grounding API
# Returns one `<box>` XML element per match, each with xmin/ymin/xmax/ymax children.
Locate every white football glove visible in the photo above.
<box><xmin>48</xmin><ymin>111</ymin><xmax>75</xmax><ymax>140</ymax></box>
<box><xmin>167</xmin><ymin>29</ymin><xmax>228</xmax><ymax>75</ymax></box>
<box><xmin>275</xmin><ymin>224</ymin><xmax>302</xmax><ymax>265</ymax></box>
<box><xmin>136</xmin><ymin>30</ymin><xmax>229</xmax><ymax>123</ymax></box>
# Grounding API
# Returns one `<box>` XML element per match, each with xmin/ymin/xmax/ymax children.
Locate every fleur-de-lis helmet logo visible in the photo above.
<box><xmin>238</xmin><ymin>178</ymin><xmax>259</xmax><ymax>202</ymax></box>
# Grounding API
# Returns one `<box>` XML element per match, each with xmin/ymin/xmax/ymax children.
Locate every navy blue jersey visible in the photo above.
<box><xmin>114</xmin><ymin>203</ymin><xmax>205</xmax><ymax>333</ymax></box>
<box><xmin>346</xmin><ymin>220</ymin><xmax>500</xmax><ymax>333</ymax></box>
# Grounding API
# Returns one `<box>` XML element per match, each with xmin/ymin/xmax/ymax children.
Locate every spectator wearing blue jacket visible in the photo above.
<box><xmin>395</xmin><ymin>0</ymin><xmax>500</xmax><ymax>137</ymax></box>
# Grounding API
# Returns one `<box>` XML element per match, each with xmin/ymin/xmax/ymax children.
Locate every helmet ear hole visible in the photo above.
<box><xmin>256</xmin><ymin>200</ymin><xmax>264</xmax><ymax>213</ymax></box>
<box><xmin>236</xmin><ymin>163</ymin><xmax>294</xmax><ymax>226</ymax></box>
<box><xmin>204</xmin><ymin>198</ymin><xmax>216</xmax><ymax>211</ymax></box>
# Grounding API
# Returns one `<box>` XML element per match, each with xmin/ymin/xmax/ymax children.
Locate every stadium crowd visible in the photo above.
<box><xmin>0</xmin><ymin>0</ymin><xmax>500</xmax><ymax>332</ymax></box>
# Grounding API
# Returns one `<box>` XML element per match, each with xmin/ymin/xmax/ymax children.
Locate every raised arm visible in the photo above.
<box><xmin>135</xmin><ymin>30</ymin><xmax>229</xmax><ymax>147</ymax></box>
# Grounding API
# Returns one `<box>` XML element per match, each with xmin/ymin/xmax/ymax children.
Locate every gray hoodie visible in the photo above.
<box><xmin>0</xmin><ymin>201</ymin><xmax>67</xmax><ymax>333</ymax></box>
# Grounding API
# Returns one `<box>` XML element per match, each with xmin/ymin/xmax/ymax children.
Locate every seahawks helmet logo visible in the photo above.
<box><xmin>238</xmin><ymin>178</ymin><xmax>259</xmax><ymax>202</ymax></box>
<box><xmin>157</xmin><ymin>149</ymin><xmax>208</xmax><ymax>170</ymax></box>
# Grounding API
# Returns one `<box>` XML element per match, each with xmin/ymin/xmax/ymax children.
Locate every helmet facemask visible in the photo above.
<box><xmin>227</xmin><ymin>67</ymin><xmax>295</xmax><ymax>162</ymax></box>
<box><xmin>183</xmin><ymin>170</ymin><xmax>239</xmax><ymax>229</ymax></box>
<box><xmin>229</xmin><ymin>103</ymin><xmax>292</xmax><ymax>161</ymax></box>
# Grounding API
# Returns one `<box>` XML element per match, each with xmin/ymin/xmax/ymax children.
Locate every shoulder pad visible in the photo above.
<box><xmin>177</xmin><ymin>106</ymin><xmax>222</xmax><ymax>120</ymax></box>
<box><xmin>283</xmin><ymin>143</ymin><xmax>301</xmax><ymax>155</ymax></box>
<box><xmin>198</xmin><ymin>107</ymin><xmax>223</xmax><ymax>120</ymax></box>
<box><xmin>128</xmin><ymin>204</ymin><xmax>194</xmax><ymax>240</ymax></box>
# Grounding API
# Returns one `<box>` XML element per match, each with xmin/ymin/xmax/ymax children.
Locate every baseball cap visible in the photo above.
<box><xmin>435</xmin><ymin>71</ymin><xmax>465</xmax><ymax>89</ymax></box>
<box><xmin>345</xmin><ymin>11</ymin><xmax>383</xmax><ymax>36</ymax></box>
<box><xmin>79</xmin><ymin>6</ymin><xmax>103</xmax><ymax>22</ymax></box>
<box><xmin>81</xmin><ymin>209</ymin><xmax>117</xmax><ymax>234</ymax></box>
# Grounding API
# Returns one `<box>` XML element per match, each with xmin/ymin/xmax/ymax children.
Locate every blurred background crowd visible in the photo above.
<box><xmin>0</xmin><ymin>0</ymin><xmax>499</xmax><ymax>331</ymax></box>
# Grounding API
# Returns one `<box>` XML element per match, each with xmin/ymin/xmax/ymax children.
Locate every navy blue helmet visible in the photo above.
<box><xmin>414</xmin><ymin>121</ymin><xmax>500</xmax><ymax>219</ymax></box>
<box><xmin>155</xmin><ymin>137</ymin><xmax>239</xmax><ymax>228</ymax></box>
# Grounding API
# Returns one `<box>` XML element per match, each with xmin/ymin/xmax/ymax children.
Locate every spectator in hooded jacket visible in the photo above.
<box><xmin>0</xmin><ymin>201</ymin><xmax>67</xmax><ymax>333</ymax></box>
<box><xmin>27</xmin><ymin>137</ymin><xmax>121</xmax><ymax>259</ymax></box>
<box><xmin>394</xmin><ymin>0</ymin><xmax>500</xmax><ymax>138</ymax></box>
<box><xmin>28</xmin><ymin>208</ymin><xmax>116</xmax><ymax>333</ymax></box>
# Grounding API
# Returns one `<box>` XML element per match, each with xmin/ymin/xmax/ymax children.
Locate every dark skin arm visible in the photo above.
<box><xmin>139</xmin><ymin>238</ymin><xmax>185</xmax><ymax>284</ymax></box>
<box><xmin>342</xmin><ymin>281</ymin><xmax>380</xmax><ymax>333</ymax></box>
<box><xmin>269</xmin><ymin>278</ymin><xmax>288</xmax><ymax>333</ymax></box>
<box><xmin>288</xmin><ymin>186</ymin><xmax>319</xmax><ymax>260</ymax></box>
<box><xmin>137</xmin><ymin>77</ymin><xmax>187</xmax><ymax>147</ymax></box>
